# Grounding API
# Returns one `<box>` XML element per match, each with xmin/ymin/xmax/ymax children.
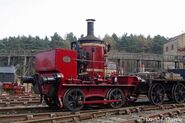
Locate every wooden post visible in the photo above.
<box><xmin>175</xmin><ymin>62</ymin><xmax>179</xmax><ymax>69</ymax></box>
<box><xmin>23</xmin><ymin>56</ymin><xmax>27</xmax><ymax>76</ymax></box>
<box><xmin>7</xmin><ymin>56</ymin><xmax>11</xmax><ymax>66</ymax></box>
<box><xmin>117</xmin><ymin>59</ymin><xmax>121</xmax><ymax>75</ymax></box>
<box><xmin>157</xmin><ymin>61</ymin><xmax>161</xmax><ymax>69</ymax></box>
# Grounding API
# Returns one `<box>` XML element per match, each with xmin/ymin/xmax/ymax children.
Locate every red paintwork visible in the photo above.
<box><xmin>3</xmin><ymin>82</ymin><xmax>14</xmax><ymax>90</ymax></box>
<box><xmin>81</xmin><ymin>44</ymin><xmax>105</xmax><ymax>79</ymax></box>
<box><xmin>13</xmin><ymin>85</ymin><xmax>25</xmax><ymax>94</ymax></box>
<box><xmin>21</xmin><ymin>19</ymin><xmax>143</xmax><ymax>110</ymax></box>
<box><xmin>33</xmin><ymin>27</ymin><xmax>141</xmax><ymax>110</ymax></box>
<box><xmin>117</xmin><ymin>76</ymin><xmax>139</xmax><ymax>85</ymax></box>
<box><xmin>2</xmin><ymin>82</ymin><xmax>25</xmax><ymax>95</ymax></box>
<box><xmin>35</xmin><ymin>49</ymin><xmax>78</xmax><ymax>80</ymax></box>
<box><xmin>34</xmin><ymin>47</ymin><xmax>139</xmax><ymax>108</ymax></box>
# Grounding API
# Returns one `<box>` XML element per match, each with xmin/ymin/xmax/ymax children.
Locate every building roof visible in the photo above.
<box><xmin>168</xmin><ymin>33</ymin><xmax>185</xmax><ymax>42</ymax></box>
<box><xmin>0</xmin><ymin>66</ymin><xmax>16</xmax><ymax>73</ymax></box>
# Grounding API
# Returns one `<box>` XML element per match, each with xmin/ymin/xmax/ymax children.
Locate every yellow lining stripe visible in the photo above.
<box><xmin>81</xmin><ymin>43</ymin><xmax>105</xmax><ymax>47</ymax></box>
<box><xmin>86</xmin><ymin>68</ymin><xmax>104</xmax><ymax>72</ymax></box>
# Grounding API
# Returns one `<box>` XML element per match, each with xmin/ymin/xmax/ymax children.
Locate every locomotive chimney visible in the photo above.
<box><xmin>87</xmin><ymin>19</ymin><xmax>95</xmax><ymax>36</ymax></box>
<box><xmin>79</xmin><ymin>19</ymin><xmax>102</xmax><ymax>43</ymax></box>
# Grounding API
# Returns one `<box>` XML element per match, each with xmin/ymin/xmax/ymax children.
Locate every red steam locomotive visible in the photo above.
<box><xmin>23</xmin><ymin>19</ymin><xmax>139</xmax><ymax>111</ymax></box>
<box><xmin>22</xmin><ymin>19</ymin><xmax>185</xmax><ymax>111</ymax></box>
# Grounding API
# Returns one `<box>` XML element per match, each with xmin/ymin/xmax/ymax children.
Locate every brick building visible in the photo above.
<box><xmin>163</xmin><ymin>33</ymin><xmax>185</xmax><ymax>69</ymax></box>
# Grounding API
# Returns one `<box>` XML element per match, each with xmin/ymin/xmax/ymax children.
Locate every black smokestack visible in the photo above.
<box><xmin>79</xmin><ymin>19</ymin><xmax>102</xmax><ymax>43</ymax></box>
<box><xmin>86</xmin><ymin>19</ymin><xmax>95</xmax><ymax>36</ymax></box>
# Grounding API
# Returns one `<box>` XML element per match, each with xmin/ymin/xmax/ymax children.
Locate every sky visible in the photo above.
<box><xmin>0</xmin><ymin>0</ymin><xmax>185</xmax><ymax>39</ymax></box>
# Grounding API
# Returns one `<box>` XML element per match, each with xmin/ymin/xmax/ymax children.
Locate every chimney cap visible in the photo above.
<box><xmin>86</xmin><ymin>19</ymin><xmax>95</xmax><ymax>22</ymax></box>
<box><xmin>79</xmin><ymin>19</ymin><xmax>102</xmax><ymax>44</ymax></box>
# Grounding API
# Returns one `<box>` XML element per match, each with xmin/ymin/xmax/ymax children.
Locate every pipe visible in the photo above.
<box><xmin>86</xmin><ymin>19</ymin><xmax>95</xmax><ymax>36</ymax></box>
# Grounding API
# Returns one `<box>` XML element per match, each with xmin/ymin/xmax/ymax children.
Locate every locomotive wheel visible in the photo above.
<box><xmin>63</xmin><ymin>89</ymin><xmax>84</xmax><ymax>112</ymax></box>
<box><xmin>44</xmin><ymin>96</ymin><xmax>59</xmax><ymax>107</ymax></box>
<box><xmin>148</xmin><ymin>83</ymin><xmax>165</xmax><ymax>105</ymax></box>
<box><xmin>107</xmin><ymin>88</ymin><xmax>125</xmax><ymax>108</ymax></box>
<box><xmin>172</xmin><ymin>83</ymin><xmax>185</xmax><ymax>103</ymax></box>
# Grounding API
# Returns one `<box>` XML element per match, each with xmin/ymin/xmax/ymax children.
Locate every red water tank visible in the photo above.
<box><xmin>35</xmin><ymin>48</ymin><xmax>78</xmax><ymax>80</ymax></box>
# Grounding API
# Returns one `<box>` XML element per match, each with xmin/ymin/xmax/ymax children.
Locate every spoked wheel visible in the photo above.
<box><xmin>107</xmin><ymin>88</ymin><xmax>125</xmax><ymax>108</ymax></box>
<box><xmin>148</xmin><ymin>83</ymin><xmax>165</xmax><ymax>105</ymax></box>
<box><xmin>44</xmin><ymin>96</ymin><xmax>59</xmax><ymax>107</ymax></box>
<box><xmin>172</xmin><ymin>83</ymin><xmax>185</xmax><ymax>103</ymax></box>
<box><xmin>63</xmin><ymin>89</ymin><xmax>84</xmax><ymax>112</ymax></box>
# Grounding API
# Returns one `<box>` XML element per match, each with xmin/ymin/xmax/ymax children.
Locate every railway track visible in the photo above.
<box><xmin>0</xmin><ymin>95</ymin><xmax>146</xmax><ymax>107</ymax></box>
<box><xmin>0</xmin><ymin>94</ymin><xmax>146</xmax><ymax>107</ymax></box>
<box><xmin>0</xmin><ymin>95</ymin><xmax>148</xmax><ymax>115</ymax></box>
<box><xmin>0</xmin><ymin>98</ymin><xmax>40</xmax><ymax>102</ymax></box>
<box><xmin>0</xmin><ymin>94</ymin><xmax>40</xmax><ymax>100</ymax></box>
<box><xmin>123</xmin><ymin>107</ymin><xmax>185</xmax><ymax>123</ymax></box>
<box><xmin>0</xmin><ymin>103</ymin><xmax>185</xmax><ymax>123</ymax></box>
<box><xmin>0</xmin><ymin>100</ymin><xmax>41</xmax><ymax>107</ymax></box>
<box><xmin>0</xmin><ymin>94</ymin><xmax>41</xmax><ymax>107</ymax></box>
<box><xmin>0</xmin><ymin>105</ymin><xmax>50</xmax><ymax>115</ymax></box>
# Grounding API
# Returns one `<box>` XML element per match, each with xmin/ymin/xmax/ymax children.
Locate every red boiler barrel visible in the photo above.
<box><xmin>78</xmin><ymin>19</ymin><xmax>107</xmax><ymax>80</ymax></box>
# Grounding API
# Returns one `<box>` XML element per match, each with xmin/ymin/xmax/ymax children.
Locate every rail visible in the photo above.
<box><xmin>0</xmin><ymin>103</ymin><xmax>183</xmax><ymax>123</ymax></box>
<box><xmin>0</xmin><ymin>94</ymin><xmax>42</xmax><ymax>107</ymax></box>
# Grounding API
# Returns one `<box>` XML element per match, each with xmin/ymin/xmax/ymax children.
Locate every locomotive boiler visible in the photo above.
<box><xmin>22</xmin><ymin>19</ymin><xmax>139</xmax><ymax>111</ymax></box>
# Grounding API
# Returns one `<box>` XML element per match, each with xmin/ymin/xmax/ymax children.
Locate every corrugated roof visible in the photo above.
<box><xmin>0</xmin><ymin>66</ymin><xmax>16</xmax><ymax>73</ymax></box>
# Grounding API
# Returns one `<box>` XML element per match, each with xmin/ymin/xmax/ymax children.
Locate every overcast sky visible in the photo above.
<box><xmin>0</xmin><ymin>0</ymin><xmax>185</xmax><ymax>39</ymax></box>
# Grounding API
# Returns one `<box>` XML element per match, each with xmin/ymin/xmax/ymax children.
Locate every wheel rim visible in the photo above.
<box><xmin>173</xmin><ymin>83</ymin><xmax>185</xmax><ymax>103</ymax></box>
<box><xmin>108</xmin><ymin>88</ymin><xmax>125</xmax><ymax>108</ymax></box>
<box><xmin>149</xmin><ymin>83</ymin><xmax>165</xmax><ymax>105</ymax></box>
<box><xmin>63</xmin><ymin>89</ymin><xmax>84</xmax><ymax>111</ymax></box>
